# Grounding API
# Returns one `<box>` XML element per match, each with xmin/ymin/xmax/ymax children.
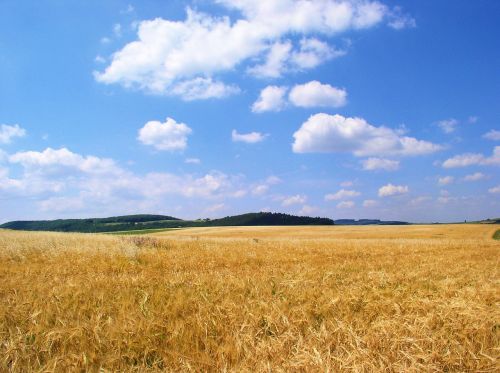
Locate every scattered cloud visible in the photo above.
<box><xmin>288</xmin><ymin>81</ymin><xmax>347</xmax><ymax>108</ymax></box>
<box><xmin>293</xmin><ymin>113</ymin><xmax>442</xmax><ymax>156</ymax></box>
<box><xmin>231</xmin><ymin>130</ymin><xmax>267</xmax><ymax>144</ymax></box>
<box><xmin>252</xmin><ymin>86</ymin><xmax>288</xmax><ymax>113</ymax></box>
<box><xmin>337</xmin><ymin>200</ymin><xmax>355</xmax><ymax>209</ymax></box>
<box><xmin>438</xmin><ymin>176</ymin><xmax>454</xmax><ymax>186</ymax></box>
<box><xmin>442</xmin><ymin>146</ymin><xmax>500</xmax><ymax>168</ymax></box>
<box><xmin>361</xmin><ymin>157</ymin><xmax>399</xmax><ymax>171</ymax></box>
<box><xmin>483</xmin><ymin>130</ymin><xmax>500</xmax><ymax>141</ymax></box>
<box><xmin>298</xmin><ymin>204</ymin><xmax>318</xmax><ymax>215</ymax></box>
<box><xmin>185</xmin><ymin>158</ymin><xmax>201</xmax><ymax>164</ymax></box>
<box><xmin>362</xmin><ymin>199</ymin><xmax>378</xmax><ymax>207</ymax></box>
<box><xmin>248</xmin><ymin>41</ymin><xmax>292</xmax><ymax>78</ymax></box>
<box><xmin>171</xmin><ymin>77</ymin><xmax>240</xmax><ymax>101</ymax></box>
<box><xmin>488</xmin><ymin>185</ymin><xmax>500</xmax><ymax>194</ymax></box>
<box><xmin>95</xmin><ymin>1</ymin><xmax>404</xmax><ymax>96</ymax></box>
<box><xmin>463</xmin><ymin>172</ymin><xmax>485</xmax><ymax>182</ymax></box>
<box><xmin>0</xmin><ymin>124</ymin><xmax>26</xmax><ymax>144</ymax></box>
<box><xmin>378</xmin><ymin>183</ymin><xmax>408</xmax><ymax>197</ymax></box>
<box><xmin>340</xmin><ymin>180</ymin><xmax>354</xmax><ymax>187</ymax></box>
<box><xmin>387</xmin><ymin>6</ymin><xmax>416</xmax><ymax>30</ymax></box>
<box><xmin>113</xmin><ymin>23</ymin><xmax>122</xmax><ymax>38</ymax></box>
<box><xmin>291</xmin><ymin>38</ymin><xmax>345</xmax><ymax>70</ymax></box>
<box><xmin>138</xmin><ymin>117</ymin><xmax>192</xmax><ymax>151</ymax></box>
<box><xmin>282</xmin><ymin>194</ymin><xmax>307</xmax><ymax>206</ymax></box>
<box><xmin>468</xmin><ymin>116</ymin><xmax>478</xmax><ymax>124</ymax></box>
<box><xmin>325</xmin><ymin>189</ymin><xmax>360</xmax><ymax>201</ymax></box>
<box><xmin>9</xmin><ymin>147</ymin><xmax>120</xmax><ymax>175</ymax></box>
<box><xmin>436</xmin><ymin>118</ymin><xmax>458</xmax><ymax>134</ymax></box>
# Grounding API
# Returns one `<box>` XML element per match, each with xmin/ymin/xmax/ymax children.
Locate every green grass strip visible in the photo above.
<box><xmin>493</xmin><ymin>229</ymin><xmax>500</xmax><ymax>240</ymax></box>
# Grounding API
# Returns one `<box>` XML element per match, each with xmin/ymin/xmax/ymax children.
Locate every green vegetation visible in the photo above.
<box><xmin>493</xmin><ymin>229</ymin><xmax>500</xmax><ymax>240</ymax></box>
<box><xmin>0</xmin><ymin>212</ymin><xmax>334</xmax><ymax>233</ymax></box>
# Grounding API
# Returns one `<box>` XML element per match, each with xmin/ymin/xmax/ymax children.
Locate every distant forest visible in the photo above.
<box><xmin>0</xmin><ymin>212</ymin><xmax>335</xmax><ymax>233</ymax></box>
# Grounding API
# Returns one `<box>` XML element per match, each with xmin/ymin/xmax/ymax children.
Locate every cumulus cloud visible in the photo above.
<box><xmin>293</xmin><ymin>113</ymin><xmax>442</xmax><ymax>156</ymax></box>
<box><xmin>138</xmin><ymin>117</ymin><xmax>192</xmax><ymax>151</ymax></box>
<box><xmin>252</xmin><ymin>86</ymin><xmax>288</xmax><ymax>113</ymax></box>
<box><xmin>337</xmin><ymin>200</ymin><xmax>355</xmax><ymax>208</ymax></box>
<box><xmin>463</xmin><ymin>172</ymin><xmax>485</xmax><ymax>182</ymax></box>
<box><xmin>325</xmin><ymin>189</ymin><xmax>360</xmax><ymax>200</ymax></box>
<box><xmin>282</xmin><ymin>194</ymin><xmax>307</xmax><ymax>206</ymax></box>
<box><xmin>438</xmin><ymin>176</ymin><xmax>454</xmax><ymax>186</ymax></box>
<box><xmin>95</xmin><ymin>1</ymin><xmax>403</xmax><ymax>97</ymax></box>
<box><xmin>9</xmin><ymin>147</ymin><xmax>120</xmax><ymax>175</ymax></box>
<box><xmin>483</xmin><ymin>130</ymin><xmax>500</xmax><ymax>141</ymax></box>
<box><xmin>248</xmin><ymin>41</ymin><xmax>293</xmax><ymax>78</ymax></box>
<box><xmin>378</xmin><ymin>183</ymin><xmax>408</xmax><ymax>197</ymax></box>
<box><xmin>0</xmin><ymin>124</ymin><xmax>26</xmax><ymax>144</ymax></box>
<box><xmin>288</xmin><ymin>81</ymin><xmax>347</xmax><ymax>108</ymax></box>
<box><xmin>442</xmin><ymin>146</ymin><xmax>500</xmax><ymax>168</ymax></box>
<box><xmin>489</xmin><ymin>185</ymin><xmax>500</xmax><ymax>194</ymax></box>
<box><xmin>291</xmin><ymin>38</ymin><xmax>345</xmax><ymax>69</ymax></box>
<box><xmin>361</xmin><ymin>157</ymin><xmax>399</xmax><ymax>171</ymax></box>
<box><xmin>231</xmin><ymin>130</ymin><xmax>267</xmax><ymax>143</ymax></box>
<box><xmin>171</xmin><ymin>77</ymin><xmax>240</xmax><ymax>101</ymax></box>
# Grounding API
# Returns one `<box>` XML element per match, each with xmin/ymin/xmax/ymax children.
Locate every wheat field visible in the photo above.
<box><xmin>0</xmin><ymin>225</ymin><xmax>498</xmax><ymax>372</ymax></box>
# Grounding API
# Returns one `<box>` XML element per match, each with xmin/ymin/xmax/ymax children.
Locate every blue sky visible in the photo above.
<box><xmin>0</xmin><ymin>0</ymin><xmax>499</xmax><ymax>223</ymax></box>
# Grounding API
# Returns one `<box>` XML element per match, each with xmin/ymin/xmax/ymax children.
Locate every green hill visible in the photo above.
<box><xmin>0</xmin><ymin>212</ymin><xmax>334</xmax><ymax>233</ymax></box>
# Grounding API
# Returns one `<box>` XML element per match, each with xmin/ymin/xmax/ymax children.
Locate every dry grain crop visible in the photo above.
<box><xmin>0</xmin><ymin>225</ymin><xmax>499</xmax><ymax>372</ymax></box>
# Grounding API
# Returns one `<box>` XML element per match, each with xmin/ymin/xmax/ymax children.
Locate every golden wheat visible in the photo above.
<box><xmin>0</xmin><ymin>225</ymin><xmax>499</xmax><ymax>372</ymax></box>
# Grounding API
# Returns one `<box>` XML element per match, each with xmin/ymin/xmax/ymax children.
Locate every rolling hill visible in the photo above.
<box><xmin>0</xmin><ymin>212</ymin><xmax>334</xmax><ymax>233</ymax></box>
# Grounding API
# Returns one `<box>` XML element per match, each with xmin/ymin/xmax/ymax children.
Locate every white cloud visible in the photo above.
<box><xmin>298</xmin><ymin>204</ymin><xmax>318</xmax><ymax>215</ymax></box>
<box><xmin>436</xmin><ymin>118</ymin><xmax>458</xmax><ymax>134</ymax></box>
<box><xmin>138</xmin><ymin>117</ymin><xmax>192</xmax><ymax>151</ymax></box>
<box><xmin>362</xmin><ymin>199</ymin><xmax>378</xmax><ymax>207</ymax></box>
<box><xmin>251</xmin><ymin>175</ymin><xmax>281</xmax><ymax>196</ymax></box>
<box><xmin>293</xmin><ymin>113</ymin><xmax>442</xmax><ymax>156</ymax></box>
<box><xmin>171</xmin><ymin>77</ymin><xmax>240</xmax><ymax>101</ymax></box>
<box><xmin>231</xmin><ymin>130</ymin><xmax>267</xmax><ymax>144</ymax></box>
<box><xmin>113</xmin><ymin>23</ymin><xmax>122</xmax><ymax>38</ymax></box>
<box><xmin>378</xmin><ymin>183</ymin><xmax>408</xmax><ymax>197</ymax></box>
<box><xmin>387</xmin><ymin>7</ymin><xmax>416</xmax><ymax>30</ymax></box>
<box><xmin>185</xmin><ymin>158</ymin><xmax>201</xmax><ymax>164</ymax></box>
<box><xmin>282</xmin><ymin>194</ymin><xmax>307</xmax><ymax>206</ymax></box>
<box><xmin>289</xmin><ymin>81</ymin><xmax>347</xmax><ymax>108</ymax></box>
<box><xmin>409</xmin><ymin>196</ymin><xmax>432</xmax><ymax>206</ymax></box>
<box><xmin>95</xmin><ymin>1</ymin><xmax>399</xmax><ymax>96</ymax></box>
<box><xmin>442</xmin><ymin>146</ymin><xmax>500</xmax><ymax>168</ymax></box>
<box><xmin>248</xmin><ymin>41</ymin><xmax>292</xmax><ymax>78</ymax></box>
<box><xmin>0</xmin><ymin>124</ymin><xmax>26</xmax><ymax>144</ymax></box>
<box><xmin>291</xmin><ymin>38</ymin><xmax>345</xmax><ymax>69</ymax></box>
<box><xmin>463</xmin><ymin>172</ymin><xmax>485</xmax><ymax>182</ymax></box>
<box><xmin>489</xmin><ymin>185</ymin><xmax>500</xmax><ymax>194</ymax></box>
<box><xmin>337</xmin><ymin>200</ymin><xmax>354</xmax><ymax>209</ymax></box>
<box><xmin>9</xmin><ymin>147</ymin><xmax>120</xmax><ymax>175</ymax></box>
<box><xmin>252</xmin><ymin>184</ymin><xmax>269</xmax><ymax>196</ymax></box>
<box><xmin>252</xmin><ymin>85</ymin><xmax>288</xmax><ymax>113</ymax></box>
<box><xmin>438</xmin><ymin>176</ymin><xmax>454</xmax><ymax>186</ymax></box>
<box><xmin>95</xmin><ymin>55</ymin><xmax>106</xmax><ymax>64</ymax></box>
<box><xmin>483</xmin><ymin>130</ymin><xmax>500</xmax><ymax>141</ymax></box>
<box><xmin>325</xmin><ymin>189</ymin><xmax>360</xmax><ymax>201</ymax></box>
<box><xmin>361</xmin><ymin>157</ymin><xmax>399</xmax><ymax>171</ymax></box>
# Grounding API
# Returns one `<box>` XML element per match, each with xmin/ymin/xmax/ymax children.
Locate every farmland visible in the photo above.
<box><xmin>0</xmin><ymin>224</ymin><xmax>498</xmax><ymax>371</ymax></box>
